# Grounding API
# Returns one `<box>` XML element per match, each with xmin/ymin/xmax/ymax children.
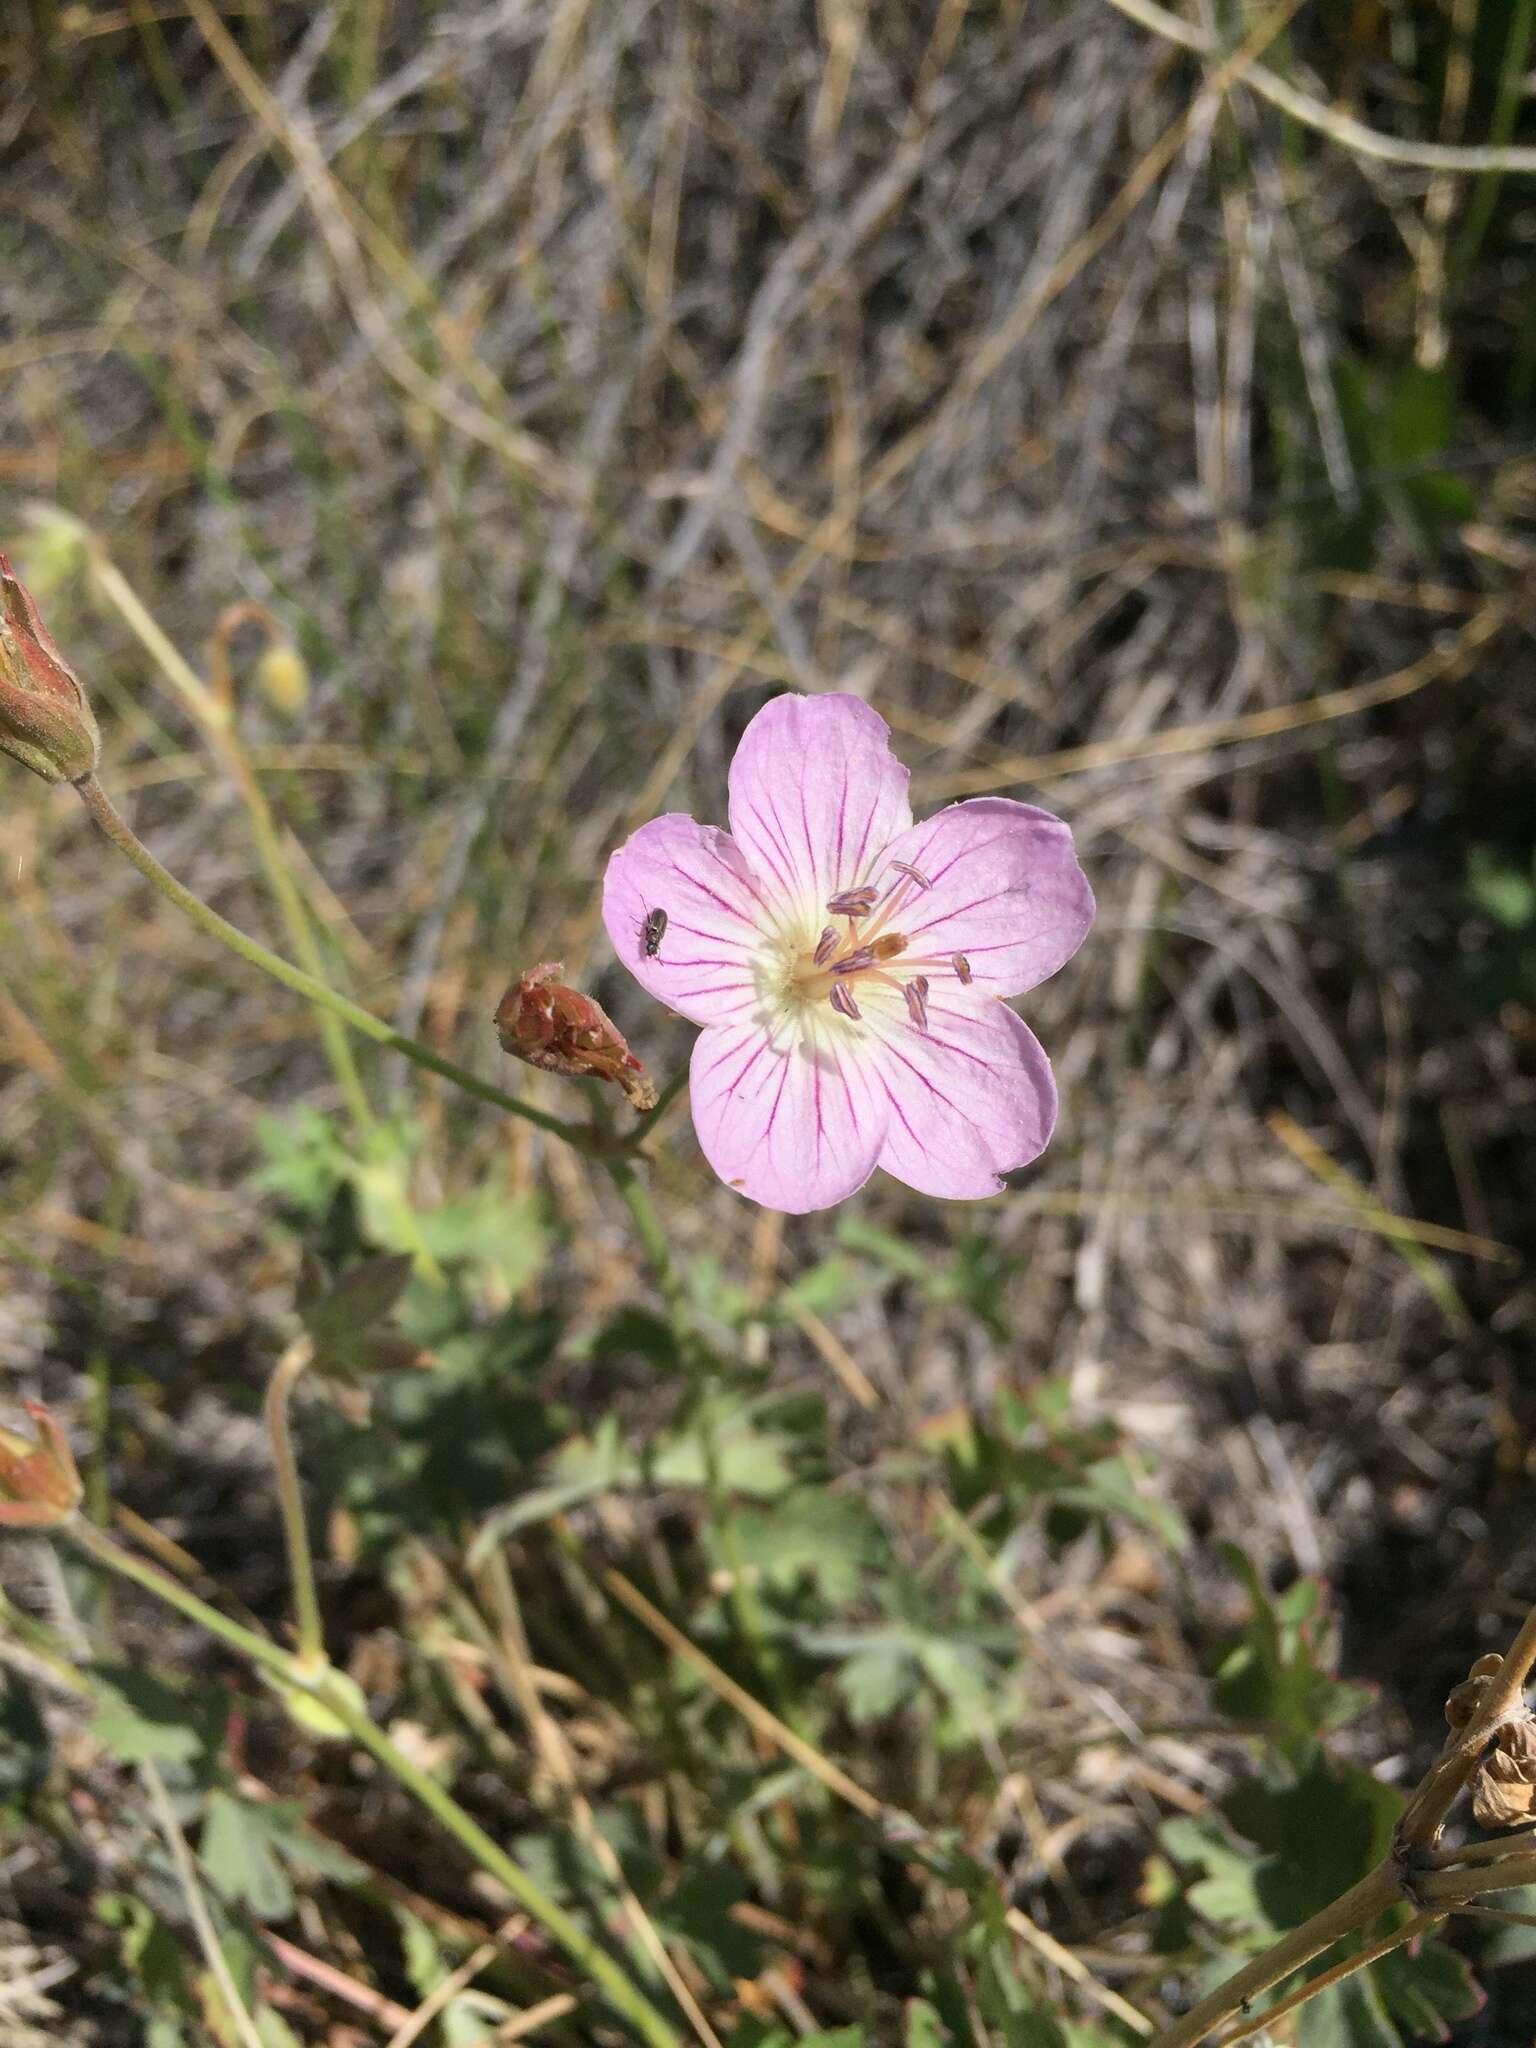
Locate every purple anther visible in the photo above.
<box><xmin>829</xmin><ymin>981</ymin><xmax>862</xmax><ymax>1021</ymax></box>
<box><xmin>835</xmin><ymin>944</ymin><xmax>879</xmax><ymax>974</ymax></box>
<box><xmin>951</xmin><ymin>953</ymin><xmax>973</xmax><ymax>985</ymax></box>
<box><xmin>889</xmin><ymin>860</ymin><xmax>933</xmax><ymax>890</ymax></box>
<box><xmin>812</xmin><ymin>926</ymin><xmax>840</xmax><ymax>966</ymax></box>
<box><xmin>827</xmin><ymin>885</ymin><xmax>879</xmax><ymax>917</ymax></box>
<box><xmin>903</xmin><ymin>976</ymin><xmax>930</xmax><ymax>1029</ymax></box>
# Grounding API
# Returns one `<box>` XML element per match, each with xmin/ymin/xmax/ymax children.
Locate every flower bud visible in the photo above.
<box><xmin>0</xmin><ymin>552</ymin><xmax>100</xmax><ymax>783</ymax></box>
<box><xmin>254</xmin><ymin>640</ymin><xmax>311</xmax><ymax>718</ymax></box>
<box><xmin>496</xmin><ymin>962</ymin><xmax>659</xmax><ymax>1112</ymax></box>
<box><xmin>0</xmin><ymin>1402</ymin><xmax>83</xmax><ymax>1529</ymax></box>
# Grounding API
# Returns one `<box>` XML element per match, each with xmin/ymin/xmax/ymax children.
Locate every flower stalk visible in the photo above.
<box><xmin>90</xmin><ymin>552</ymin><xmax>376</xmax><ymax>1140</ymax></box>
<box><xmin>63</xmin><ymin>1514</ymin><xmax>684</xmax><ymax>2048</ymax></box>
<box><xmin>73</xmin><ymin>773</ymin><xmax>596</xmax><ymax>1150</ymax></box>
<box><xmin>1151</xmin><ymin>1597</ymin><xmax>1536</xmax><ymax>2048</ymax></box>
<box><xmin>263</xmin><ymin>1336</ymin><xmax>326</xmax><ymax>1673</ymax></box>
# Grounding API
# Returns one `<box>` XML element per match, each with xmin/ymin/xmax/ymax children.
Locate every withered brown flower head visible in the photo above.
<box><xmin>495</xmin><ymin>962</ymin><xmax>658</xmax><ymax>1113</ymax></box>
<box><xmin>0</xmin><ymin>1402</ymin><xmax>83</xmax><ymax>1529</ymax></box>
<box><xmin>1473</xmin><ymin>1719</ymin><xmax>1536</xmax><ymax>1830</ymax></box>
<box><xmin>0</xmin><ymin>552</ymin><xmax>101</xmax><ymax>784</ymax></box>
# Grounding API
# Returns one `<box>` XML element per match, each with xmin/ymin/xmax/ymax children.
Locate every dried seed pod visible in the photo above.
<box><xmin>0</xmin><ymin>553</ymin><xmax>100</xmax><ymax>783</ymax></box>
<box><xmin>0</xmin><ymin>1402</ymin><xmax>83</xmax><ymax>1528</ymax></box>
<box><xmin>1445</xmin><ymin>1653</ymin><xmax>1507</xmax><ymax>1727</ymax></box>
<box><xmin>495</xmin><ymin>962</ymin><xmax>658</xmax><ymax>1112</ymax></box>
<box><xmin>1472</xmin><ymin>1719</ymin><xmax>1536</xmax><ymax>1831</ymax></box>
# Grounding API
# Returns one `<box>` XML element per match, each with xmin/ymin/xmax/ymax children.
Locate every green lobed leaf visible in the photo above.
<box><xmin>89</xmin><ymin>1665</ymin><xmax>220</xmax><ymax>1768</ymax></box>
<box><xmin>905</xmin><ymin>2000</ymin><xmax>952</xmax><ymax>2048</ymax></box>
<box><xmin>731</xmin><ymin>1488</ymin><xmax>884</xmax><ymax>1602</ymax></box>
<box><xmin>200</xmin><ymin>1794</ymin><xmax>294</xmax><ymax>1920</ymax></box>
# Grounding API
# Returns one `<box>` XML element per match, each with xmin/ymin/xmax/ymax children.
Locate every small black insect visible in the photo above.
<box><xmin>639</xmin><ymin>906</ymin><xmax>668</xmax><ymax>959</ymax></box>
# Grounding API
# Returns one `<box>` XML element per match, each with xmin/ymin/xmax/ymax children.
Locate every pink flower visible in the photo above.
<box><xmin>602</xmin><ymin>694</ymin><xmax>1093</xmax><ymax>1214</ymax></box>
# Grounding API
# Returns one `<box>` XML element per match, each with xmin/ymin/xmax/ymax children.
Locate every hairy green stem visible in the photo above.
<box><xmin>1152</xmin><ymin>1867</ymin><xmax>1400</xmax><ymax>2048</ymax></box>
<box><xmin>605</xmin><ymin>1157</ymin><xmax>783</xmax><ymax>1698</ymax></box>
<box><xmin>264</xmin><ymin>1336</ymin><xmax>325</xmax><ymax>1672</ymax></box>
<box><xmin>631</xmin><ymin>1063</ymin><xmax>690</xmax><ymax>1145</ymax></box>
<box><xmin>65</xmin><ymin>1516</ymin><xmax>683</xmax><ymax>2048</ymax></box>
<box><xmin>75</xmin><ymin>774</ymin><xmax>592</xmax><ymax>1149</ymax></box>
<box><xmin>91</xmin><ymin>554</ymin><xmax>378</xmax><ymax>1140</ymax></box>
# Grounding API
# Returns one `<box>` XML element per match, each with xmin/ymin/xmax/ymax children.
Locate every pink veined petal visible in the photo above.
<box><xmin>726</xmin><ymin>693</ymin><xmax>913</xmax><ymax>915</ymax></box>
<box><xmin>881</xmin><ymin>798</ymin><xmax>1094</xmax><ymax>999</ymax></box>
<box><xmin>602</xmin><ymin>814</ymin><xmax>774</xmax><ymax>1027</ymax></box>
<box><xmin>689</xmin><ymin>1012</ymin><xmax>889</xmax><ymax>1214</ymax></box>
<box><xmin>867</xmin><ymin>992</ymin><xmax>1058</xmax><ymax>1200</ymax></box>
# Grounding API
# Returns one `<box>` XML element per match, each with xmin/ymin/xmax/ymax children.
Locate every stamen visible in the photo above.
<box><xmin>829</xmin><ymin>981</ymin><xmax>861</xmax><ymax>1021</ymax></box>
<box><xmin>889</xmin><ymin>861</ymin><xmax>932</xmax><ymax>890</ymax></box>
<box><xmin>870</xmin><ymin>933</ymin><xmax>908</xmax><ymax>961</ymax></box>
<box><xmin>904</xmin><ymin>976</ymin><xmax>930</xmax><ymax>1030</ymax></box>
<box><xmin>813</xmin><ymin>926</ymin><xmax>840</xmax><ymax>966</ymax></box>
<box><xmin>828</xmin><ymin>885</ymin><xmax>878</xmax><ymax>916</ymax></box>
<box><xmin>836</xmin><ymin>943</ymin><xmax>879</xmax><ymax>974</ymax></box>
<box><xmin>952</xmin><ymin>953</ymin><xmax>973</xmax><ymax>984</ymax></box>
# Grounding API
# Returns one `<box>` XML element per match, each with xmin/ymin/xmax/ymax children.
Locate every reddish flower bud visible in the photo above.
<box><xmin>0</xmin><ymin>1402</ymin><xmax>83</xmax><ymax>1529</ymax></box>
<box><xmin>495</xmin><ymin>963</ymin><xmax>658</xmax><ymax>1112</ymax></box>
<box><xmin>0</xmin><ymin>553</ymin><xmax>100</xmax><ymax>783</ymax></box>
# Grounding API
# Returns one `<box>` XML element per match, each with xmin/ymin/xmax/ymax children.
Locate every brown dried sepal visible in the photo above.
<box><xmin>495</xmin><ymin>962</ymin><xmax>658</xmax><ymax>1113</ymax></box>
<box><xmin>0</xmin><ymin>1402</ymin><xmax>83</xmax><ymax>1529</ymax></box>
<box><xmin>1444</xmin><ymin>1652</ymin><xmax>1505</xmax><ymax>1728</ymax></box>
<box><xmin>1473</xmin><ymin>1718</ymin><xmax>1536</xmax><ymax>1831</ymax></box>
<box><xmin>0</xmin><ymin>553</ymin><xmax>100</xmax><ymax>784</ymax></box>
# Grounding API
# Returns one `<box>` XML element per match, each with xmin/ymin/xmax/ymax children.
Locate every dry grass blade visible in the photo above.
<box><xmin>916</xmin><ymin>601</ymin><xmax>1508</xmax><ymax>797</ymax></box>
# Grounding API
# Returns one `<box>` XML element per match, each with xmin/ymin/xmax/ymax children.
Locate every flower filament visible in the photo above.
<box><xmin>784</xmin><ymin>860</ymin><xmax>970</xmax><ymax>1031</ymax></box>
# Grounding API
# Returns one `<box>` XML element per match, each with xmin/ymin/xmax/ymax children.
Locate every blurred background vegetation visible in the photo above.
<box><xmin>1</xmin><ymin>0</ymin><xmax>1535</xmax><ymax>2042</ymax></box>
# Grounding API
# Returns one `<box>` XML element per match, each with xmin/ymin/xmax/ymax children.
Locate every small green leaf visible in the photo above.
<box><xmin>732</xmin><ymin>1489</ymin><xmax>883</xmax><ymax>1601</ymax></box>
<box><xmin>1467</xmin><ymin>848</ymin><xmax>1536</xmax><ymax>930</ymax></box>
<box><xmin>906</xmin><ymin>2000</ymin><xmax>951</xmax><ymax>2048</ymax></box>
<box><xmin>412</xmin><ymin>1187</ymin><xmax>545</xmax><ymax>1291</ymax></box>
<box><xmin>201</xmin><ymin>1793</ymin><xmax>295</xmax><ymax>1920</ymax></box>
<box><xmin>255</xmin><ymin>2008</ymin><xmax>306</xmax><ymax>2048</ymax></box>
<box><xmin>89</xmin><ymin>1666</ymin><xmax>216</xmax><ymax>1767</ymax></box>
<box><xmin>253</xmin><ymin>1107</ymin><xmax>352</xmax><ymax>1217</ymax></box>
<box><xmin>1374</xmin><ymin>1935</ymin><xmax>1483</xmax><ymax>2038</ymax></box>
<box><xmin>200</xmin><ymin>1794</ymin><xmax>362</xmax><ymax>1921</ymax></box>
<box><xmin>776</xmin><ymin>1256</ymin><xmax>864</xmax><ymax>1317</ymax></box>
<box><xmin>836</xmin><ymin>1645</ymin><xmax>915</xmax><ymax>1722</ymax></box>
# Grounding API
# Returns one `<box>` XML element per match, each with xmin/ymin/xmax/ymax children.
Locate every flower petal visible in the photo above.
<box><xmin>690</xmin><ymin>1013</ymin><xmax>889</xmax><ymax>1213</ymax></box>
<box><xmin>602</xmin><ymin>814</ymin><xmax>772</xmax><ymax>1026</ymax></box>
<box><xmin>727</xmin><ymin>693</ymin><xmax>913</xmax><ymax>916</ymax></box>
<box><xmin>880</xmin><ymin>798</ymin><xmax>1093</xmax><ymax>998</ymax></box>
<box><xmin>867</xmin><ymin>992</ymin><xmax>1058</xmax><ymax>1200</ymax></box>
